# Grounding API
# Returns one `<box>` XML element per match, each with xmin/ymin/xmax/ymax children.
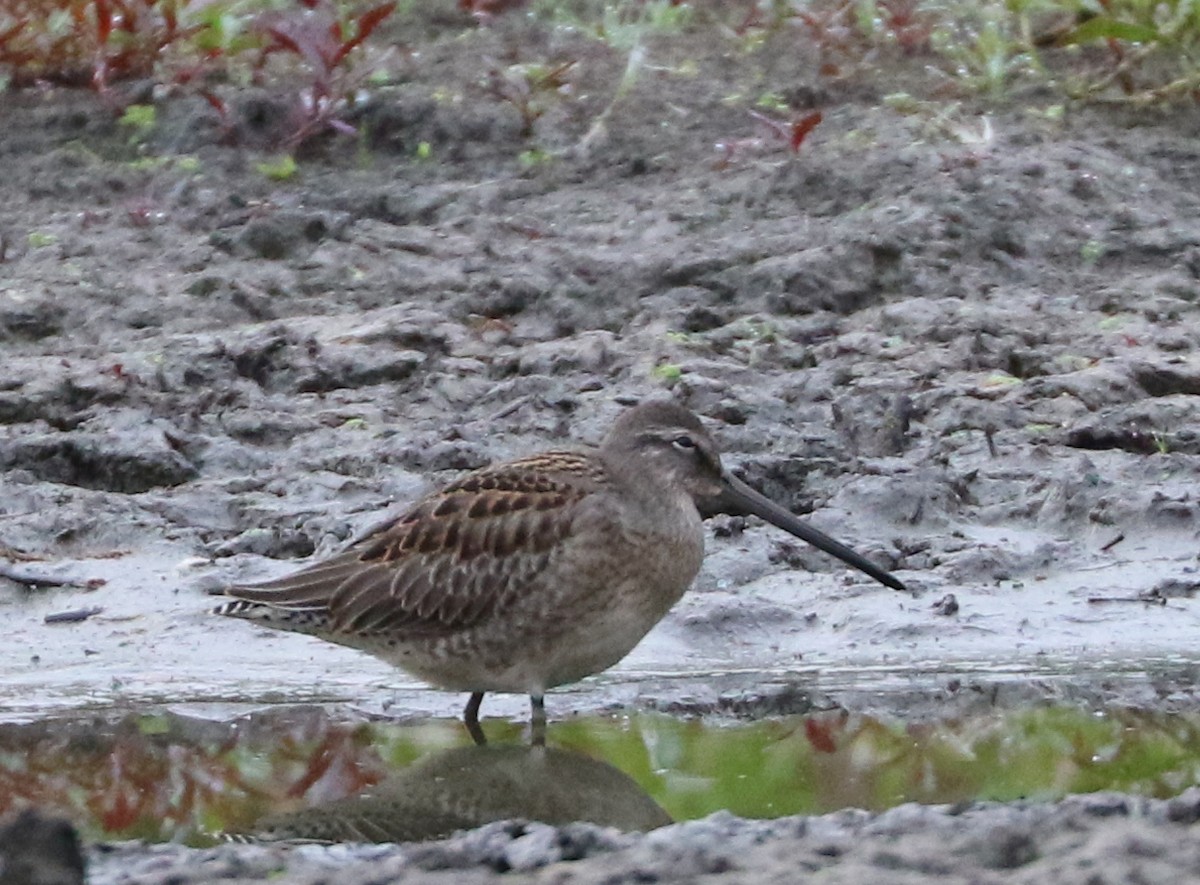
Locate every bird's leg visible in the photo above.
<box><xmin>464</xmin><ymin>691</ymin><xmax>487</xmax><ymax>746</ymax></box>
<box><xmin>530</xmin><ymin>694</ymin><xmax>546</xmax><ymax>747</ymax></box>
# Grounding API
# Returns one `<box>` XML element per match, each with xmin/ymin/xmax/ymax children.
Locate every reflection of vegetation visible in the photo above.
<box><xmin>558</xmin><ymin>707</ymin><xmax>1200</xmax><ymax>817</ymax></box>
<box><xmin>0</xmin><ymin>710</ymin><xmax>393</xmax><ymax>845</ymax></box>
<box><xmin>2</xmin><ymin>705</ymin><xmax>1200</xmax><ymax>844</ymax></box>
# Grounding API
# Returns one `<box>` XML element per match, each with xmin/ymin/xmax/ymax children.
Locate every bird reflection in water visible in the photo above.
<box><xmin>237</xmin><ymin>742</ymin><xmax>671</xmax><ymax>843</ymax></box>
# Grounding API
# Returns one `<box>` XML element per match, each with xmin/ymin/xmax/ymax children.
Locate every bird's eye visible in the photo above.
<box><xmin>672</xmin><ymin>435</ymin><xmax>697</xmax><ymax>451</ymax></box>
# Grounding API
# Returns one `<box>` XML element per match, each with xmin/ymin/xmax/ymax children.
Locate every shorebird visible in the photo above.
<box><xmin>214</xmin><ymin>400</ymin><xmax>905</xmax><ymax>744</ymax></box>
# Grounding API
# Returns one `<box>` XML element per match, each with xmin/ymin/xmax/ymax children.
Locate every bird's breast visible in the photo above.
<box><xmin>573</xmin><ymin>489</ymin><xmax>705</xmax><ymax>605</ymax></box>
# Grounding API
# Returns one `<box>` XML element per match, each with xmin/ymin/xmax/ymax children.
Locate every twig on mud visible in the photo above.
<box><xmin>0</xmin><ymin>542</ymin><xmax>43</xmax><ymax>562</ymax></box>
<box><xmin>1076</xmin><ymin>42</ymin><xmax>1155</xmax><ymax>99</ymax></box>
<box><xmin>490</xmin><ymin>395</ymin><xmax>534</xmax><ymax>421</ymax></box>
<box><xmin>984</xmin><ymin>423</ymin><xmax>998</xmax><ymax>457</ymax></box>
<box><xmin>44</xmin><ymin>606</ymin><xmax>105</xmax><ymax>624</ymax></box>
<box><xmin>1086</xmin><ymin>590</ymin><xmax>1166</xmax><ymax>606</ymax></box>
<box><xmin>575</xmin><ymin>42</ymin><xmax>646</xmax><ymax>158</ymax></box>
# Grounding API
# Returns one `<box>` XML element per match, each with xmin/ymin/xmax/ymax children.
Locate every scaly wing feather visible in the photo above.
<box><xmin>223</xmin><ymin>451</ymin><xmax>604</xmax><ymax>639</ymax></box>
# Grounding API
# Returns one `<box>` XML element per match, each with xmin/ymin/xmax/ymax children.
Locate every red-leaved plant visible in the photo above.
<box><xmin>0</xmin><ymin>0</ymin><xmax>397</xmax><ymax>147</ymax></box>
<box><xmin>252</xmin><ymin>0</ymin><xmax>397</xmax><ymax>147</ymax></box>
<box><xmin>0</xmin><ymin>0</ymin><xmax>199</xmax><ymax>99</ymax></box>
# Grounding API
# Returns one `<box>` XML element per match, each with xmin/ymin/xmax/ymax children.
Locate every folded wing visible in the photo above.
<box><xmin>223</xmin><ymin>453</ymin><xmax>602</xmax><ymax>640</ymax></box>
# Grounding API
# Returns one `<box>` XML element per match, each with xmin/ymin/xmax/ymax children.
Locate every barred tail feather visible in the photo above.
<box><xmin>212</xmin><ymin>598</ymin><xmax>333</xmax><ymax>634</ymax></box>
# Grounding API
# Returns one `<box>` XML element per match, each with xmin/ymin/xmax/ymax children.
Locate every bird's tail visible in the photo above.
<box><xmin>212</xmin><ymin>598</ymin><xmax>332</xmax><ymax>634</ymax></box>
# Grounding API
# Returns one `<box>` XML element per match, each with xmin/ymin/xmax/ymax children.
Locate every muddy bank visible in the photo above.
<box><xmin>80</xmin><ymin>790</ymin><xmax>1200</xmax><ymax>885</ymax></box>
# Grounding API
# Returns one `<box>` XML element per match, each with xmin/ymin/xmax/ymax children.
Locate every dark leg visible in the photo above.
<box><xmin>530</xmin><ymin>694</ymin><xmax>546</xmax><ymax>747</ymax></box>
<box><xmin>464</xmin><ymin>691</ymin><xmax>487</xmax><ymax>746</ymax></box>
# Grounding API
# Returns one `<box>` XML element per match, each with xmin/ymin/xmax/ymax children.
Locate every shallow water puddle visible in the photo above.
<box><xmin>1</xmin><ymin>705</ymin><xmax>1198</xmax><ymax>845</ymax></box>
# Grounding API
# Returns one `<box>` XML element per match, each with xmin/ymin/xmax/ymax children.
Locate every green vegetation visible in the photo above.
<box><xmin>118</xmin><ymin>103</ymin><xmax>157</xmax><ymax>141</ymax></box>
<box><xmin>256</xmin><ymin>153</ymin><xmax>298</xmax><ymax>180</ymax></box>
<box><xmin>0</xmin><ymin>0</ymin><xmax>1197</xmax><ymax>161</ymax></box>
<box><xmin>652</xmin><ymin>362</ymin><xmax>684</xmax><ymax>385</ymax></box>
<box><xmin>0</xmin><ymin>0</ymin><xmax>398</xmax><ymax>148</ymax></box>
<box><xmin>27</xmin><ymin>231</ymin><xmax>57</xmax><ymax>247</ymax></box>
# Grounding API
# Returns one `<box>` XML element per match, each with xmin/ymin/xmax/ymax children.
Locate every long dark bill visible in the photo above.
<box><xmin>718</xmin><ymin>471</ymin><xmax>906</xmax><ymax>592</ymax></box>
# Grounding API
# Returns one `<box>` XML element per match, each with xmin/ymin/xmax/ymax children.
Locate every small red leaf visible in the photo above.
<box><xmin>334</xmin><ymin>2</ymin><xmax>396</xmax><ymax>65</ymax></box>
<box><xmin>94</xmin><ymin>0</ymin><xmax>113</xmax><ymax>43</ymax></box>
<box><xmin>789</xmin><ymin>111</ymin><xmax>823</xmax><ymax>152</ymax></box>
<box><xmin>199</xmin><ymin>89</ymin><xmax>229</xmax><ymax>117</ymax></box>
<box><xmin>358</xmin><ymin>2</ymin><xmax>398</xmax><ymax>40</ymax></box>
<box><xmin>804</xmin><ymin>717</ymin><xmax>839</xmax><ymax>754</ymax></box>
<box><xmin>264</xmin><ymin>25</ymin><xmax>304</xmax><ymax>58</ymax></box>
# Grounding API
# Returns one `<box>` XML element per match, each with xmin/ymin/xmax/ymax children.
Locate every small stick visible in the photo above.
<box><xmin>984</xmin><ymin>424</ymin><xmax>998</xmax><ymax>458</ymax></box>
<box><xmin>1086</xmin><ymin>594</ymin><xmax>1165</xmax><ymax>606</ymax></box>
<box><xmin>44</xmin><ymin>606</ymin><xmax>104</xmax><ymax>624</ymax></box>
<box><xmin>1100</xmin><ymin>533</ymin><xmax>1125</xmax><ymax>553</ymax></box>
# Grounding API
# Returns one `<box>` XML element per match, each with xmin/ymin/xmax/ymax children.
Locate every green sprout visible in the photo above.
<box><xmin>119</xmin><ymin>104</ymin><xmax>157</xmax><ymax>141</ymax></box>
<box><xmin>652</xmin><ymin>363</ymin><xmax>683</xmax><ymax>385</ymax></box>
<box><xmin>257</xmin><ymin>155</ymin><xmax>298</xmax><ymax>181</ymax></box>
<box><xmin>1081</xmin><ymin>240</ymin><xmax>1107</xmax><ymax>266</ymax></box>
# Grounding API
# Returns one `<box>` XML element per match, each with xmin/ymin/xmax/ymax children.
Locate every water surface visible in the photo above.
<box><xmin>3</xmin><ymin>702</ymin><xmax>1199</xmax><ymax>845</ymax></box>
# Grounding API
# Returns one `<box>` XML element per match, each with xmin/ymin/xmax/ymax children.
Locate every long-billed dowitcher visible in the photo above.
<box><xmin>214</xmin><ymin>401</ymin><xmax>904</xmax><ymax>743</ymax></box>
